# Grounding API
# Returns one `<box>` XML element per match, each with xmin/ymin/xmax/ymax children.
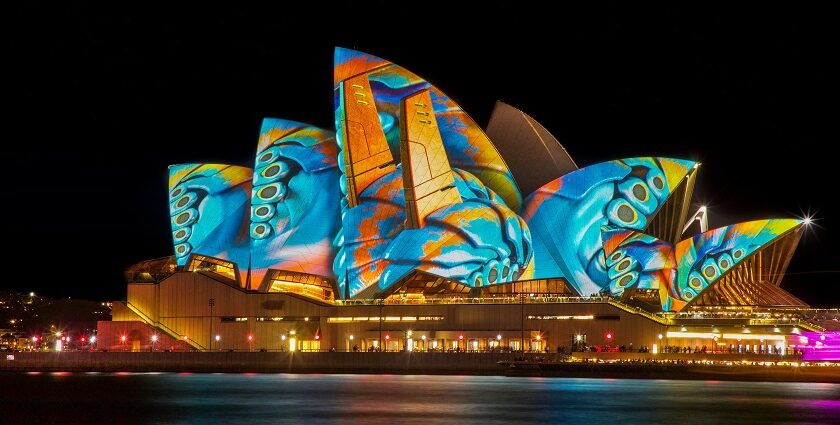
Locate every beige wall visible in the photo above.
<box><xmin>112</xmin><ymin>272</ymin><xmax>668</xmax><ymax>352</ymax></box>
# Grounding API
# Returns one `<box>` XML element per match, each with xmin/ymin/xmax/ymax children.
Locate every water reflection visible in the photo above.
<box><xmin>0</xmin><ymin>373</ymin><xmax>838</xmax><ymax>424</ymax></box>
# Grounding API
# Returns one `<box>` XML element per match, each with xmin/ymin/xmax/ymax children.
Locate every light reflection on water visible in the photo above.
<box><xmin>1</xmin><ymin>373</ymin><xmax>838</xmax><ymax>424</ymax></box>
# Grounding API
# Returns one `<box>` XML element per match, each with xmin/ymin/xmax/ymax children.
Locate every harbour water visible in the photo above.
<box><xmin>1</xmin><ymin>373</ymin><xmax>838</xmax><ymax>424</ymax></box>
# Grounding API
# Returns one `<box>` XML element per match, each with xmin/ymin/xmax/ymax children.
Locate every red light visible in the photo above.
<box><xmin>81</xmin><ymin>337</ymin><xmax>86</xmax><ymax>343</ymax></box>
<box><xmin>458</xmin><ymin>335</ymin><xmax>464</xmax><ymax>340</ymax></box>
<box><xmin>32</xmin><ymin>336</ymin><xmax>39</xmax><ymax>342</ymax></box>
<box><xmin>247</xmin><ymin>335</ymin><xmax>253</xmax><ymax>341</ymax></box>
<box><xmin>606</xmin><ymin>333</ymin><xmax>613</xmax><ymax>340</ymax></box>
<box><xmin>385</xmin><ymin>335</ymin><xmax>390</xmax><ymax>340</ymax></box>
<box><xmin>120</xmin><ymin>336</ymin><xmax>127</xmax><ymax>342</ymax></box>
<box><xmin>315</xmin><ymin>335</ymin><xmax>320</xmax><ymax>340</ymax></box>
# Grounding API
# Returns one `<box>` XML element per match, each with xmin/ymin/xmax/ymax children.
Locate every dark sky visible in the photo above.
<box><xmin>6</xmin><ymin>3</ymin><xmax>837</xmax><ymax>305</ymax></box>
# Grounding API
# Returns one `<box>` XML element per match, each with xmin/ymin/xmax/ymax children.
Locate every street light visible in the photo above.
<box><xmin>151</xmin><ymin>334</ymin><xmax>158</xmax><ymax>351</ymax></box>
<box><xmin>247</xmin><ymin>334</ymin><xmax>253</xmax><ymax>352</ymax></box>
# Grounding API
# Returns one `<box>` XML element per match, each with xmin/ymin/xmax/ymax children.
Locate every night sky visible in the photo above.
<box><xmin>6</xmin><ymin>3</ymin><xmax>837</xmax><ymax>305</ymax></box>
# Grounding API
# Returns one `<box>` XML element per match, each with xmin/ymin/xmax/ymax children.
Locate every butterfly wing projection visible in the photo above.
<box><xmin>521</xmin><ymin>157</ymin><xmax>696</xmax><ymax>296</ymax></box>
<box><xmin>248</xmin><ymin>119</ymin><xmax>342</xmax><ymax>290</ymax></box>
<box><xmin>601</xmin><ymin>219</ymin><xmax>804</xmax><ymax>311</ymax></box>
<box><xmin>168</xmin><ymin>164</ymin><xmax>253</xmax><ymax>284</ymax></box>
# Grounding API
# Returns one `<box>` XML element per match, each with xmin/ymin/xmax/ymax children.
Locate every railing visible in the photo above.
<box><xmin>663</xmin><ymin>311</ymin><xmax>826</xmax><ymax>331</ymax></box>
<box><xmin>124</xmin><ymin>302</ymin><xmax>207</xmax><ymax>351</ymax></box>
<box><xmin>335</xmin><ymin>295</ymin><xmax>613</xmax><ymax>306</ymax></box>
<box><xmin>606</xmin><ymin>299</ymin><xmax>672</xmax><ymax>325</ymax></box>
<box><xmin>333</xmin><ymin>295</ymin><xmax>674</xmax><ymax>325</ymax></box>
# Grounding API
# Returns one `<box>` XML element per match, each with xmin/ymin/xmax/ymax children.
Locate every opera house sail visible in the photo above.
<box><xmin>105</xmin><ymin>47</ymin><xmax>818</xmax><ymax>354</ymax></box>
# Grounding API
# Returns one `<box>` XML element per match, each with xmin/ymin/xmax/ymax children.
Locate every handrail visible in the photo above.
<box><xmin>124</xmin><ymin>302</ymin><xmax>206</xmax><ymax>351</ymax></box>
<box><xmin>335</xmin><ymin>296</ymin><xmax>614</xmax><ymax>306</ymax></box>
<box><xmin>795</xmin><ymin>321</ymin><xmax>825</xmax><ymax>332</ymax></box>
<box><xmin>606</xmin><ymin>299</ymin><xmax>672</xmax><ymax>325</ymax></box>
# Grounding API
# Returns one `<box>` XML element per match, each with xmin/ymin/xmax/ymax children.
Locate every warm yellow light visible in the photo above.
<box><xmin>666</xmin><ymin>331</ymin><xmax>719</xmax><ymax>339</ymax></box>
<box><xmin>721</xmin><ymin>333</ymin><xmax>784</xmax><ymax>341</ymax></box>
<box><xmin>289</xmin><ymin>337</ymin><xmax>297</xmax><ymax>352</ymax></box>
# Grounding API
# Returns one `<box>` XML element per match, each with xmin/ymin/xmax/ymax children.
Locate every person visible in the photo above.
<box><xmin>353</xmin><ymin>344</ymin><xmax>359</xmax><ymax>352</ymax></box>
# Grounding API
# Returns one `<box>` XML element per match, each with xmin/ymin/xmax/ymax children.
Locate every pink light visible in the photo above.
<box><xmin>802</xmin><ymin>332</ymin><xmax>840</xmax><ymax>361</ymax></box>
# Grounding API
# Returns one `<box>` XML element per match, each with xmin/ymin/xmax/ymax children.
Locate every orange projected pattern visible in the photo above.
<box><xmin>400</xmin><ymin>89</ymin><xmax>462</xmax><ymax>228</ymax></box>
<box><xmin>339</xmin><ymin>75</ymin><xmax>396</xmax><ymax>207</ymax></box>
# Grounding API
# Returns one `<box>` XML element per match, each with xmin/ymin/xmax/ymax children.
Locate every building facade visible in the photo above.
<box><xmin>99</xmin><ymin>48</ymin><xmax>822</xmax><ymax>354</ymax></box>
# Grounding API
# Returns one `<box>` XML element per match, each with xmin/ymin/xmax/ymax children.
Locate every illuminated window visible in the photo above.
<box><xmin>526</xmin><ymin>315</ymin><xmax>615</xmax><ymax>321</ymax></box>
<box><xmin>255</xmin><ymin>317</ymin><xmax>285</xmax><ymax>322</ymax></box>
<box><xmin>300</xmin><ymin>340</ymin><xmax>321</xmax><ymax>352</ymax></box>
<box><xmin>188</xmin><ymin>255</ymin><xmax>237</xmax><ymax>281</ymax></box>
<box><xmin>220</xmin><ymin>317</ymin><xmax>249</xmax><ymax>322</ymax></box>
<box><xmin>327</xmin><ymin>316</ymin><xmax>443</xmax><ymax>323</ymax></box>
<box><xmin>266</xmin><ymin>270</ymin><xmax>336</xmax><ymax>301</ymax></box>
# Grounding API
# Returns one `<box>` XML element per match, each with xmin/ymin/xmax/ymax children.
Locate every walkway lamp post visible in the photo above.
<box><xmin>520</xmin><ymin>293</ymin><xmax>526</xmax><ymax>353</ymax></box>
<box><xmin>208</xmin><ymin>298</ymin><xmax>215</xmax><ymax>352</ymax></box>
<box><xmin>379</xmin><ymin>300</ymin><xmax>383</xmax><ymax>352</ymax></box>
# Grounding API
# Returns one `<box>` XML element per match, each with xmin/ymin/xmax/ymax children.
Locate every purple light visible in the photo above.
<box><xmin>801</xmin><ymin>332</ymin><xmax>840</xmax><ymax>361</ymax></box>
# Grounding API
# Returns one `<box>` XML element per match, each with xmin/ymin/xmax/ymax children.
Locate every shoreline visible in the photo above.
<box><xmin>3</xmin><ymin>352</ymin><xmax>839</xmax><ymax>383</ymax></box>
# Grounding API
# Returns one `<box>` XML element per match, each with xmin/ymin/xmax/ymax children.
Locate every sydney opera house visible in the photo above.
<box><xmin>98</xmin><ymin>48</ymin><xmax>825</xmax><ymax>354</ymax></box>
